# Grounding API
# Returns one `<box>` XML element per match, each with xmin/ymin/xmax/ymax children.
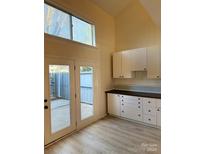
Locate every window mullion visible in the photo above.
<box><xmin>70</xmin><ymin>15</ymin><xmax>73</xmax><ymax>40</ymax></box>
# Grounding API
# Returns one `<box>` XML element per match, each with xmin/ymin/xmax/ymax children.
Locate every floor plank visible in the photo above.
<box><xmin>45</xmin><ymin>116</ymin><xmax>161</xmax><ymax>154</ymax></box>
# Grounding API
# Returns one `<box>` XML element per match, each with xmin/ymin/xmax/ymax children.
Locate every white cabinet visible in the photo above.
<box><xmin>121</xmin><ymin>95</ymin><xmax>143</xmax><ymax>122</ymax></box>
<box><xmin>130</xmin><ymin>48</ymin><xmax>147</xmax><ymax>71</ymax></box>
<box><xmin>107</xmin><ymin>93</ymin><xmax>161</xmax><ymax>128</ymax></box>
<box><xmin>142</xmin><ymin>98</ymin><xmax>157</xmax><ymax>125</ymax></box>
<box><xmin>107</xmin><ymin>94</ymin><xmax>121</xmax><ymax>116</ymax></box>
<box><xmin>113</xmin><ymin>51</ymin><xmax>134</xmax><ymax>78</ymax></box>
<box><xmin>156</xmin><ymin>99</ymin><xmax>161</xmax><ymax>126</ymax></box>
<box><xmin>147</xmin><ymin>46</ymin><xmax>161</xmax><ymax>79</ymax></box>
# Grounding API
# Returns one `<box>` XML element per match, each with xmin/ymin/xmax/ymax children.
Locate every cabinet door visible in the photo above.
<box><xmin>156</xmin><ymin>99</ymin><xmax>161</xmax><ymax>126</ymax></box>
<box><xmin>121</xmin><ymin>51</ymin><xmax>133</xmax><ymax>78</ymax></box>
<box><xmin>113</xmin><ymin>52</ymin><xmax>122</xmax><ymax>78</ymax></box>
<box><xmin>107</xmin><ymin>94</ymin><xmax>121</xmax><ymax>116</ymax></box>
<box><xmin>143</xmin><ymin>114</ymin><xmax>157</xmax><ymax>125</ymax></box>
<box><xmin>130</xmin><ymin>48</ymin><xmax>147</xmax><ymax>71</ymax></box>
<box><xmin>147</xmin><ymin>46</ymin><xmax>161</xmax><ymax>79</ymax></box>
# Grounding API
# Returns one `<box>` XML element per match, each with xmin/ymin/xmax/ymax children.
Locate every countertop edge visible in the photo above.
<box><xmin>105</xmin><ymin>89</ymin><xmax>161</xmax><ymax>99</ymax></box>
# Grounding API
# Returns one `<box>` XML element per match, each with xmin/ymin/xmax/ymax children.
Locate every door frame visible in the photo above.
<box><xmin>44</xmin><ymin>57</ymin><xmax>77</xmax><ymax>145</ymax></box>
<box><xmin>45</xmin><ymin>56</ymin><xmax>100</xmax><ymax>145</ymax></box>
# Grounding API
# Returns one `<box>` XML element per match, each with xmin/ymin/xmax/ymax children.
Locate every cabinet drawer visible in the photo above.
<box><xmin>143</xmin><ymin>106</ymin><xmax>156</xmax><ymax>116</ymax></box>
<box><xmin>143</xmin><ymin>114</ymin><xmax>156</xmax><ymax>125</ymax></box>
<box><xmin>143</xmin><ymin>98</ymin><xmax>156</xmax><ymax>108</ymax></box>
<box><xmin>121</xmin><ymin>101</ymin><xmax>142</xmax><ymax>110</ymax></box>
<box><xmin>122</xmin><ymin>95</ymin><xmax>142</xmax><ymax>101</ymax></box>
<box><xmin>121</xmin><ymin>107</ymin><xmax>143</xmax><ymax>121</ymax></box>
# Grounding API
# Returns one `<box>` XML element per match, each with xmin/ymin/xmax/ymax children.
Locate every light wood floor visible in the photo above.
<box><xmin>45</xmin><ymin>116</ymin><xmax>161</xmax><ymax>154</ymax></box>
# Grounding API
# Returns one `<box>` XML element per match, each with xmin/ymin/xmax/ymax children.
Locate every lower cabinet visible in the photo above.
<box><xmin>107</xmin><ymin>93</ymin><xmax>161</xmax><ymax>127</ymax></box>
<box><xmin>107</xmin><ymin>93</ymin><xmax>121</xmax><ymax>116</ymax></box>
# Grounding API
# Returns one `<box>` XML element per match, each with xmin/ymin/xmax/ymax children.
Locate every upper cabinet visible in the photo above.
<box><xmin>146</xmin><ymin>46</ymin><xmax>161</xmax><ymax>79</ymax></box>
<box><xmin>113</xmin><ymin>51</ymin><xmax>134</xmax><ymax>78</ymax></box>
<box><xmin>129</xmin><ymin>48</ymin><xmax>147</xmax><ymax>71</ymax></box>
<box><xmin>112</xmin><ymin>46</ymin><xmax>161</xmax><ymax>79</ymax></box>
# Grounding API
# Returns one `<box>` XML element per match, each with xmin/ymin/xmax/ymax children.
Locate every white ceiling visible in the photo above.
<box><xmin>90</xmin><ymin>0</ymin><xmax>160</xmax><ymax>27</ymax></box>
<box><xmin>90</xmin><ymin>0</ymin><xmax>132</xmax><ymax>16</ymax></box>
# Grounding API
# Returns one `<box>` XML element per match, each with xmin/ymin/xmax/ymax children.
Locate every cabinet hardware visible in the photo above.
<box><xmin>44</xmin><ymin>105</ymin><xmax>48</xmax><ymax>109</ymax></box>
<box><xmin>148</xmin><ymin>118</ymin><xmax>151</xmax><ymax>121</ymax></box>
<box><xmin>138</xmin><ymin>106</ymin><xmax>140</xmax><ymax>108</ymax></box>
<box><xmin>157</xmin><ymin>76</ymin><xmax>159</xmax><ymax>78</ymax></box>
<box><xmin>44</xmin><ymin>99</ymin><xmax>47</xmax><ymax>103</ymax></box>
<box><xmin>138</xmin><ymin>114</ymin><xmax>141</xmax><ymax>117</ymax></box>
<box><xmin>138</xmin><ymin>98</ymin><xmax>140</xmax><ymax>100</ymax></box>
<box><xmin>122</xmin><ymin>103</ymin><xmax>124</xmax><ymax>105</ymax></box>
<box><xmin>138</xmin><ymin>102</ymin><xmax>140</xmax><ymax>104</ymax></box>
<box><xmin>148</xmin><ymin>101</ymin><xmax>151</xmax><ymax>103</ymax></box>
<box><xmin>148</xmin><ymin>110</ymin><xmax>151</xmax><ymax>112</ymax></box>
<box><xmin>122</xmin><ymin>110</ymin><xmax>124</xmax><ymax>112</ymax></box>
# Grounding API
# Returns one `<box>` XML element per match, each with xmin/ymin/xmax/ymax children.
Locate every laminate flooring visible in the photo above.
<box><xmin>45</xmin><ymin>116</ymin><xmax>161</xmax><ymax>154</ymax></box>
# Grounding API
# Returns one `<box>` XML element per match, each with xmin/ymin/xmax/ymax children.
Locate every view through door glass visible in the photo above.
<box><xmin>80</xmin><ymin>66</ymin><xmax>94</xmax><ymax>120</ymax></box>
<box><xmin>49</xmin><ymin>65</ymin><xmax>71</xmax><ymax>133</ymax></box>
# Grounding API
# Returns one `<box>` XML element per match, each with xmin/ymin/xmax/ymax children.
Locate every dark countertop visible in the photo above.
<box><xmin>105</xmin><ymin>89</ymin><xmax>161</xmax><ymax>99</ymax></box>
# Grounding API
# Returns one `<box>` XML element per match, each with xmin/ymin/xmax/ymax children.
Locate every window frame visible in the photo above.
<box><xmin>44</xmin><ymin>2</ymin><xmax>96</xmax><ymax>47</ymax></box>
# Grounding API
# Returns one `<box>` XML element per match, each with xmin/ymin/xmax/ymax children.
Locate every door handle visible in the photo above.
<box><xmin>44</xmin><ymin>105</ymin><xmax>48</xmax><ymax>109</ymax></box>
<box><xmin>44</xmin><ymin>99</ymin><xmax>47</xmax><ymax>103</ymax></box>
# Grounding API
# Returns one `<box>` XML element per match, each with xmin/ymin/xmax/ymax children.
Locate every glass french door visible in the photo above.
<box><xmin>45</xmin><ymin>58</ymin><xmax>97</xmax><ymax>145</ymax></box>
<box><xmin>44</xmin><ymin>58</ymin><xmax>76</xmax><ymax>145</ymax></box>
<box><xmin>75</xmin><ymin>61</ymin><xmax>97</xmax><ymax>129</ymax></box>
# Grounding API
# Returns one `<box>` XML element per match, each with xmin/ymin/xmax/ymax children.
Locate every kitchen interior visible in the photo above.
<box><xmin>44</xmin><ymin>0</ymin><xmax>161</xmax><ymax>153</ymax></box>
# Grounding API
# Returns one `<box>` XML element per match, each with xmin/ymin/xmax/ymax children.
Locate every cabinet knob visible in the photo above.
<box><xmin>148</xmin><ymin>109</ymin><xmax>151</xmax><ymax>112</ymax></box>
<box><xmin>138</xmin><ymin>114</ymin><xmax>141</xmax><ymax>117</ymax></box>
<box><xmin>148</xmin><ymin>101</ymin><xmax>151</xmax><ymax>103</ymax></box>
<box><xmin>138</xmin><ymin>98</ymin><xmax>140</xmax><ymax>100</ymax></box>
<box><xmin>138</xmin><ymin>106</ymin><xmax>141</xmax><ymax>108</ymax></box>
<box><xmin>138</xmin><ymin>102</ymin><xmax>140</xmax><ymax>104</ymax></box>
<box><xmin>148</xmin><ymin>118</ymin><xmax>151</xmax><ymax>121</ymax></box>
<box><xmin>157</xmin><ymin>76</ymin><xmax>159</xmax><ymax>78</ymax></box>
<box><xmin>122</xmin><ymin>103</ymin><xmax>124</xmax><ymax>105</ymax></box>
<box><xmin>157</xmin><ymin>107</ymin><xmax>160</xmax><ymax>111</ymax></box>
<box><xmin>122</xmin><ymin>110</ymin><xmax>124</xmax><ymax>112</ymax></box>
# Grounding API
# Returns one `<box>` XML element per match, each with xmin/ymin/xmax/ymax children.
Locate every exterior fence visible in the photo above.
<box><xmin>50</xmin><ymin>72</ymin><xmax>93</xmax><ymax>104</ymax></box>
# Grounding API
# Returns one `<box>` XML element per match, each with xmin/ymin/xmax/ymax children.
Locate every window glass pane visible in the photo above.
<box><xmin>44</xmin><ymin>4</ymin><xmax>71</xmax><ymax>39</ymax></box>
<box><xmin>72</xmin><ymin>16</ymin><xmax>94</xmax><ymax>46</ymax></box>
<box><xmin>80</xmin><ymin>66</ymin><xmax>94</xmax><ymax>120</ymax></box>
<box><xmin>49</xmin><ymin>65</ymin><xmax>71</xmax><ymax>133</ymax></box>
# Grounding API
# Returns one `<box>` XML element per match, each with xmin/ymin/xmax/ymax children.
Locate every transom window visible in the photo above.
<box><xmin>44</xmin><ymin>3</ymin><xmax>96</xmax><ymax>46</ymax></box>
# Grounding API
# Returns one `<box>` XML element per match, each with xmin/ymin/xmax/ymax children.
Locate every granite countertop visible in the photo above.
<box><xmin>105</xmin><ymin>89</ymin><xmax>161</xmax><ymax>99</ymax></box>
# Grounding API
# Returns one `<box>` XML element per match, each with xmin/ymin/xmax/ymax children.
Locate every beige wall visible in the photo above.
<box><xmin>114</xmin><ymin>0</ymin><xmax>161</xmax><ymax>87</ymax></box>
<box><xmin>45</xmin><ymin>0</ymin><xmax>115</xmax><ymax>118</ymax></box>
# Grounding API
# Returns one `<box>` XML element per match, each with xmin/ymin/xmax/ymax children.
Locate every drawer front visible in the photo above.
<box><xmin>121</xmin><ymin>101</ymin><xmax>142</xmax><ymax>110</ymax></box>
<box><xmin>122</xmin><ymin>95</ymin><xmax>142</xmax><ymax>102</ymax></box>
<box><xmin>143</xmin><ymin>106</ymin><xmax>156</xmax><ymax>116</ymax></box>
<box><xmin>143</xmin><ymin>98</ymin><xmax>156</xmax><ymax>108</ymax></box>
<box><xmin>121</xmin><ymin>106</ymin><xmax>143</xmax><ymax>121</ymax></box>
<box><xmin>143</xmin><ymin>114</ymin><xmax>156</xmax><ymax>125</ymax></box>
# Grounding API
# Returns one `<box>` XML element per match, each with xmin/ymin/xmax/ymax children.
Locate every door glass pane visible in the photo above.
<box><xmin>80</xmin><ymin>66</ymin><xmax>94</xmax><ymax>120</ymax></box>
<box><xmin>44</xmin><ymin>4</ymin><xmax>71</xmax><ymax>39</ymax></box>
<box><xmin>72</xmin><ymin>16</ymin><xmax>94</xmax><ymax>46</ymax></box>
<box><xmin>49</xmin><ymin>65</ymin><xmax>71</xmax><ymax>133</ymax></box>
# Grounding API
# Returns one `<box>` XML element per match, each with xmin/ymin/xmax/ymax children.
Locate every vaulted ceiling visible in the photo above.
<box><xmin>90</xmin><ymin>0</ymin><xmax>160</xmax><ymax>27</ymax></box>
<box><xmin>90</xmin><ymin>0</ymin><xmax>132</xmax><ymax>16</ymax></box>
